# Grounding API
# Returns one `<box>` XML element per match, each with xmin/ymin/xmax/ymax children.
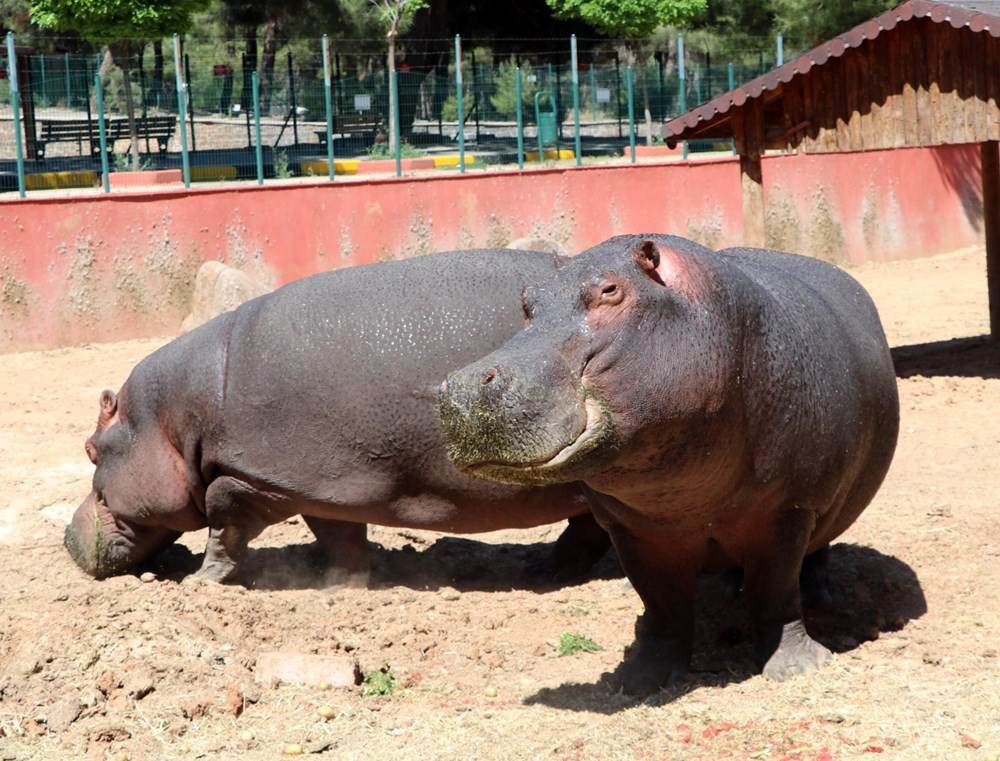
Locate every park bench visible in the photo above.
<box><xmin>35</xmin><ymin>115</ymin><xmax>177</xmax><ymax>160</ymax></box>
<box><xmin>315</xmin><ymin>114</ymin><xmax>382</xmax><ymax>146</ymax></box>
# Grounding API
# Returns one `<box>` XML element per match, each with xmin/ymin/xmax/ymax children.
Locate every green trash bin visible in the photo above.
<box><xmin>534</xmin><ymin>90</ymin><xmax>558</xmax><ymax>158</ymax></box>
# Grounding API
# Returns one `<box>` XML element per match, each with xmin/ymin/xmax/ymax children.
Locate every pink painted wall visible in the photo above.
<box><xmin>0</xmin><ymin>144</ymin><xmax>984</xmax><ymax>352</ymax></box>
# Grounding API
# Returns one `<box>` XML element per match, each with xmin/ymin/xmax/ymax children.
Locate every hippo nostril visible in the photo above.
<box><xmin>482</xmin><ymin>368</ymin><xmax>498</xmax><ymax>386</ymax></box>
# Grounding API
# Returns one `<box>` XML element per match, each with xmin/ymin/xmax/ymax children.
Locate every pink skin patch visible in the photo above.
<box><xmin>647</xmin><ymin>241</ymin><xmax>702</xmax><ymax>301</ymax></box>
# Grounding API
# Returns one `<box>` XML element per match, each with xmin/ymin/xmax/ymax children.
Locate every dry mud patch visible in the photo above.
<box><xmin>1</xmin><ymin>247</ymin><xmax>999</xmax><ymax>760</ymax></box>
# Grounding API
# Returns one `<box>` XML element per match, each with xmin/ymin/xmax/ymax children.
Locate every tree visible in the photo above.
<box><xmin>770</xmin><ymin>0</ymin><xmax>895</xmax><ymax>50</ymax></box>
<box><xmin>546</xmin><ymin>0</ymin><xmax>707</xmax><ymax>143</ymax></box>
<box><xmin>369</xmin><ymin>0</ymin><xmax>428</xmax><ymax>151</ymax></box>
<box><xmin>29</xmin><ymin>0</ymin><xmax>209</xmax><ymax>169</ymax></box>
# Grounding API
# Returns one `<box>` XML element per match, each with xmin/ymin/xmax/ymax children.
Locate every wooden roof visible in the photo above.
<box><xmin>662</xmin><ymin>0</ymin><xmax>1000</xmax><ymax>154</ymax></box>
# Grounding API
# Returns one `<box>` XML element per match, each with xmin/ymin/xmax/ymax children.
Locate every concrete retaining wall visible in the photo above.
<box><xmin>0</xmin><ymin>143</ymin><xmax>984</xmax><ymax>352</ymax></box>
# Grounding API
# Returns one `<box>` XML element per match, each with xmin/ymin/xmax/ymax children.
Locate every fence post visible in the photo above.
<box><xmin>39</xmin><ymin>54</ymin><xmax>46</xmax><ymax>104</ymax></box>
<box><xmin>515</xmin><ymin>67</ymin><xmax>524</xmax><ymax>170</ymax></box>
<box><xmin>64</xmin><ymin>52</ymin><xmax>71</xmax><ymax>107</ymax></box>
<box><xmin>626</xmin><ymin>66</ymin><xmax>636</xmax><ymax>164</ymax></box>
<box><xmin>94</xmin><ymin>72</ymin><xmax>110</xmax><ymax>193</ymax></box>
<box><xmin>777</xmin><ymin>33</ymin><xmax>784</xmax><ymax>67</ymax></box>
<box><xmin>454</xmin><ymin>34</ymin><xmax>465</xmax><ymax>173</ymax></box>
<box><xmin>184</xmin><ymin>52</ymin><xmax>196</xmax><ymax>151</ymax></box>
<box><xmin>252</xmin><ymin>70</ymin><xmax>264</xmax><ymax>184</ymax></box>
<box><xmin>677</xmin><ymin>34</ymin><xmax>687</xmax><ymax>160</ymax></box>
<box><xmin>173</xmin><ymin>34</ymin><xmax>191</xmax><ymax>188</ymax></box>
<box><xmin>392</xmin><ymin>70</ymin><xmax>402</xmax><ymax>177</ymax></box>
<box><xmin>6</xmin><ymin>33</ymin><xmax>25</xmax><ymax>198</ymax></box>
<box><xmin>322</xmin><ymin>35</ymin><xmax>335</xmax><ymax>181</ymax></box>
<box><xmin>288</xmin><ymin>50</ymin><xmax>299</xmax><ymax>144</ymax></box>
<box><xmin>729</xmin><ymin>63</ymin><xmax>737</xmax><ymax>155</ymax></box>
<box><xmin>570</xmin><ymin>34</ymin><xmax>581</xmax><ymax>166</ymax></box>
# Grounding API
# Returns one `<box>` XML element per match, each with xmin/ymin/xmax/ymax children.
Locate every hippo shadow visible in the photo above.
<box><xmin>137</xmin><ymin>529</ymin><xmax>625</xmax><ymax>593</ymax></box>
<box><xmin>892</xmin><ymin>334</ymin><xmax>1000</xmax><ymax>379</ymax></box>
<box><xmin>523</xmin><ymin>543</ymin><xmax>927</xmax><ymax>713</ymax></box>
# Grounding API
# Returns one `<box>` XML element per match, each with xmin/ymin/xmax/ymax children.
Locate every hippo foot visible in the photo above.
<box><xmin>321</xmin><ymin>567</ymin><xmax>370</xmax><ymax>590</ymax></box>
<box><xmin>194</xmin><ymin>556</ymin><xmax>239</xmax><ymax>583</ymax></box>
<box><xmin>758</xmin><ymin>620</ymin><xmax>832</xmax><ymax>681</ymax></box>
<box><xmin>614</xmin><ymin>636</ymin><xmax>690</xmax><ymax>696</ymax></box>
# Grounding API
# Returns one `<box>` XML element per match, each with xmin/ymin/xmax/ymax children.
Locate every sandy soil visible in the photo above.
<box><xmin>1</xmin><ymin>246</ymin><xmax>998</xmax><ymax>760</ymax></box>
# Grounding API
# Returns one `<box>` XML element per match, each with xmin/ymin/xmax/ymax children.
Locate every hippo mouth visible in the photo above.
<box><xmin>462</xmin><ymin>395</ymin><xmax>615</xmax><ymax>484</ymax></box>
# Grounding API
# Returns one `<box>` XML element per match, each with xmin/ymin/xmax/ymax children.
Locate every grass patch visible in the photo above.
<box><xmin>556</xmin><ymin>632</ymin><xmax>603</xmax><ymax>657</ymax></box>
<box><xmin>362</xmin><ymin>662</ymin><xmax>398</xmax><ymax>696</ymax></box>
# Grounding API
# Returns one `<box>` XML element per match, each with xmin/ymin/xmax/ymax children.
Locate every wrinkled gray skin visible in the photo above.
<box><xmin>66</xmin><ymin>249</ymin><xmax>611</xmax><ymax>584</ymax></box>
<box><xmin>440</xmin><ymin>234</ymin><xmax>899</xmax><ymax>695</ymax></box>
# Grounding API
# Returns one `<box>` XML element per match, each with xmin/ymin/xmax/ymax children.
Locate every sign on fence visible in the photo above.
<box><xmin>596</xmin><ymin>88</ymin><xmax>611</xmax><ymax>104</ymax></box>
<box><xmin>354</xmin><ymin>94</ymin><xmax>371</xmax><ymax>111</ymax></box>
<box><xmin>213</xmin><ymin>64</ymin><xmax>229</xmax><ymax>76</ymax></box>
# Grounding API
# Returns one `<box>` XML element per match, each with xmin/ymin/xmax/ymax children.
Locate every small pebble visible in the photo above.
<box><xmin>284</xmin><ymin>744</ymin><xmax>304</xmax><ymax>756</ymax></box>
<box><xmin>316</xmin><ymin>705</ymin><xmax>336</xmax><ymax>720</ymax></box>
<box><xmin>140</xmin><ymin>572</ymin><xmax>156</xmax><ymax>583</ymax></box>
<box><xmin>239</xmin><ymin>730</ymin><xmax>254</xmax><ymax>742</ymax></box>
<box><xmin>317</xmin><ymin>681</ymin><xmax>331</xmax><ymax>691</ymax></box>
<box><xmin>483</xmin><ymin>686</ymin><xmax>498</xmax><ymax>698</ymax></box>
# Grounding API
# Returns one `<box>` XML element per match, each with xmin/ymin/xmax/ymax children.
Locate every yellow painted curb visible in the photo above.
<box><xmin>299</xmin><ymin>159</ymin><xmax>360</xmax><ymax>176</ymax></box>
<box><xmin>524</xmin><ymin>149</ymin><xmax>575</xmax><ymax>161</ymax></box>
<box><xmin>432</xmin><ymin>155</ymin><xmax>476</xmax><ymax>168</ymax></box>
<box><xmin>190</xmin><ymin>165</ymin><xmax>238</xmax><ymax>182</ymax></box>
<box><xmin>25</xmin><ymin>171</ymin><xmax>98</xmax><ymax>190</ymax></box>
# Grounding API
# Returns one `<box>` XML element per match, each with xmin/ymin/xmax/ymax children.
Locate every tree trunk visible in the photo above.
<box><xmin>120</xmin><ymin>40</ymin><xmax>140</xmax><ymax>170</ymax></box>
<box><xmin>629</xmin><ymin>41</ymin><xmax>654</xmax><ymax>146</ymax></box>
<box><xmin>387</xmin><ymin>31</ymin><xmax>397</xmax><ymax>152</ymax></box>
<box><xmin>153</xmin><ymin>40</ymin><xmax>164</xmax><ymax>107</ymax></box>
<box><xmin>260</xmin><ymin>18</ymin><xmax>279</xmax><ymax>114</ymax></box>
<box><xmin>92</xmin><ymin>46</ymin><xmax>115</xmax><ymax>113</ymax></box>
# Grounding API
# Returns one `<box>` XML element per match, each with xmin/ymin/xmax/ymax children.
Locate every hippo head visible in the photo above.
<box><xmin>439</xmin><ymin>234</ymin><xmax>729</xmax><ymax>489</ymax></box>
<box><xmin>65</xmin><ymin>387</ymin><xmax>203</xmax><ymax>578</ymax></box>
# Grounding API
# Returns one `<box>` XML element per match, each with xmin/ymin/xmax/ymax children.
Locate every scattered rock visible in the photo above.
<box><xmin>254</xmin><ymin>653</ymin><xmax>360</xmax><ymax>689</ymax></box>
<box><xmin>139</xmin><ymin>572</ymin><xmax>156</xmax><ymax>583</ymax></box>
<box><xmin>180</xmin><ymin>261</ymin><xmax>270</xmax><ymax>333</ymax></box>
<box><xmin>439</xmin><ymin>587</ymin><xmax>461</xmax><ymax>602</ymax></box>
<box><xmin>179</xmin><ymin>693</ymin><xmax>216</xmax><ymax>720</ymax></box>
<box><xmin>506</xmin><ymin>237</ymin><xmax>566</xmax><ymax>256</ymax></box>
<box><xmin>122</xmin><ymin>669</ymin><xmax>155</xmax><ymax>700</ymax></box>
<box><xmin>94</xmin><ymin>670</ymin><xmax>118</xmax><ymax>696</ymax></box>
<box><xmin>46</xmin><ymin>696</ymin><xmax>83</xmax><ymax>733</ymax></box>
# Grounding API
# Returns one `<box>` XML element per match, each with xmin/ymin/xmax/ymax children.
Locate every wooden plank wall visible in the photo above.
<box><xmin>780</xmin><ymin>19</ymin><xmax>1000</xmax><ymax>153</ymax></box>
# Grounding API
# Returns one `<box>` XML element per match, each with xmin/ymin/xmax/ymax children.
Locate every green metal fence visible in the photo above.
<box><xmin>0</xmin><ymin>33</ymin><xmax>784</xmax><ymax>195</ymax></box>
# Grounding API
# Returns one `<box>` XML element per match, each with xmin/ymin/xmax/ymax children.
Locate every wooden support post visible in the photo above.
<box><xmin>733</xmin><ymin>99</ymin><xmax>766</xmax><ymax>247</ymax></box>
<box><xmin>982</xmin><ymin>140</ymin><xmax>1000</xmax><ymax>338</ymax></box>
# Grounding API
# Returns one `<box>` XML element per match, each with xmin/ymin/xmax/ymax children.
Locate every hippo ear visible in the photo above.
<box><xmin>632</xmin><ymin>239</ymin><xmax>688</xmax><ymax>294</ymax></box>
<box><xmin>98</xmin><ymin>390</ymin><xmax>118</xmax><ymax>428</ymax></box>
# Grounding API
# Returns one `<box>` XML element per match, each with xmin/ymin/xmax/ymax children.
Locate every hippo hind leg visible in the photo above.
<box><xmin>744</xmin><ymin>507</ymin><xmax>832</xmax><ymax>681</ymax></box>
<box><xmin>721</xmin><ymin>545</ymin><xmax>832</xmax><ymax>608</ymax></box>
<box><xmin>302</xmin><ymin>516</ymin><xmax>370</xmax><ymax>589</ymax></box>
<box><xmin>531</xmin><ymin>513</ymin><xmax>613</xmax><ymax>581</ymax></box>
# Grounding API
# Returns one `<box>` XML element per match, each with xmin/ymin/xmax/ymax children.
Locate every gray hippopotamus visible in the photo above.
<box><xmin>439</xmin><ymin>234</ymin><xmax>899</xmax><ymax>694</ymax></box>
<box><xmin>66</xmin><ymin>248</ymin><xmax>612</xmax><ymax>583</ymax></box>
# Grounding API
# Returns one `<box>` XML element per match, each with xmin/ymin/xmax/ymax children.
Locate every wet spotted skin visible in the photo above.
<box><xmin>440</xmin><ymin>234</ymin><xmax>900</xmax><ymax>694</ymax></box>
<box><xmin>65</xmin><ymin>249</ymin><xmax>608</xmax><ymax>584</ymax></box>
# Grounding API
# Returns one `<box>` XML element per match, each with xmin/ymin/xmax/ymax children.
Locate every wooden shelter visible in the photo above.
<box><xmin>662</xmin><ymin>0</ymin><xmax>1000</xmax><ymax>336</ymax></box>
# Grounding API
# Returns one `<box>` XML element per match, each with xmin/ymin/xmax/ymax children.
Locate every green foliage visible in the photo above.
<box><xmin>273</xmin><ymin>149</ymin><xmax>293</xmax><ymax>178</ymax></box>
<box><xmin>770</xmin><ymin>0</ymin><xmax>897</xmax><ymax>50</ymax></box>
<box><xmin>362</xmin><ymin>662</ymin><xmax>397</xmax><ymax>696</ymax></box>
<box><xmin>489</xmin><ymin>57</ymin><xmax>538</xmax><ymax>119</ymax></box>
<box><xmin>546</xmin><ymin>0</ymin><xmax>707</xmax><ymax>38</ymax></box>
<box><xmin>556</xmin><ymin>632</ymin><xmax>604</xmax><ymax>656</ymax></box>
<box><xmin>368</xmin><ymin>0</ymin><xmax>429</xmax><ymax>37</ymax></box>
<box><xmin>29</xmin><ymin>0</ymin><xmax>210</xmax><ymax>41</ymax></box>
<box><xmin>366</xmin><ymin>140</ymin><xmax>423</xmax><ymax>158</ymax></box>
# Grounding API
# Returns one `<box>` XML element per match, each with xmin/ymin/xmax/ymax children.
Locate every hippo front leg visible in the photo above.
<box><xmin>604</xmin><ymin>522</ymin><xmax>699</xmax><ymax>696</ymax></box>
<box><xmin>745</xmin><ymin>506</ymin><xmax>832</xmax><ymax>680</ymax></box>
<box><xmin>196</xmin><ymin>476</ymin><xmax>269</xmax><ymax>582</ymax></box>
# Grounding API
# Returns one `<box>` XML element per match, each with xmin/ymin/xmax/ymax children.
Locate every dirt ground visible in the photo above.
<box><xmin>1</xmin><ymin>246</ymin><xmax>999</xmax><ymax>760</ymax></box>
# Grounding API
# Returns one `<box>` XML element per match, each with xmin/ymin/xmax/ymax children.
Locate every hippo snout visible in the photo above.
<box><xmin>439</xmin><ymin>357</ymin><xmax>615</xmax><ymax>487</ymax></box>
